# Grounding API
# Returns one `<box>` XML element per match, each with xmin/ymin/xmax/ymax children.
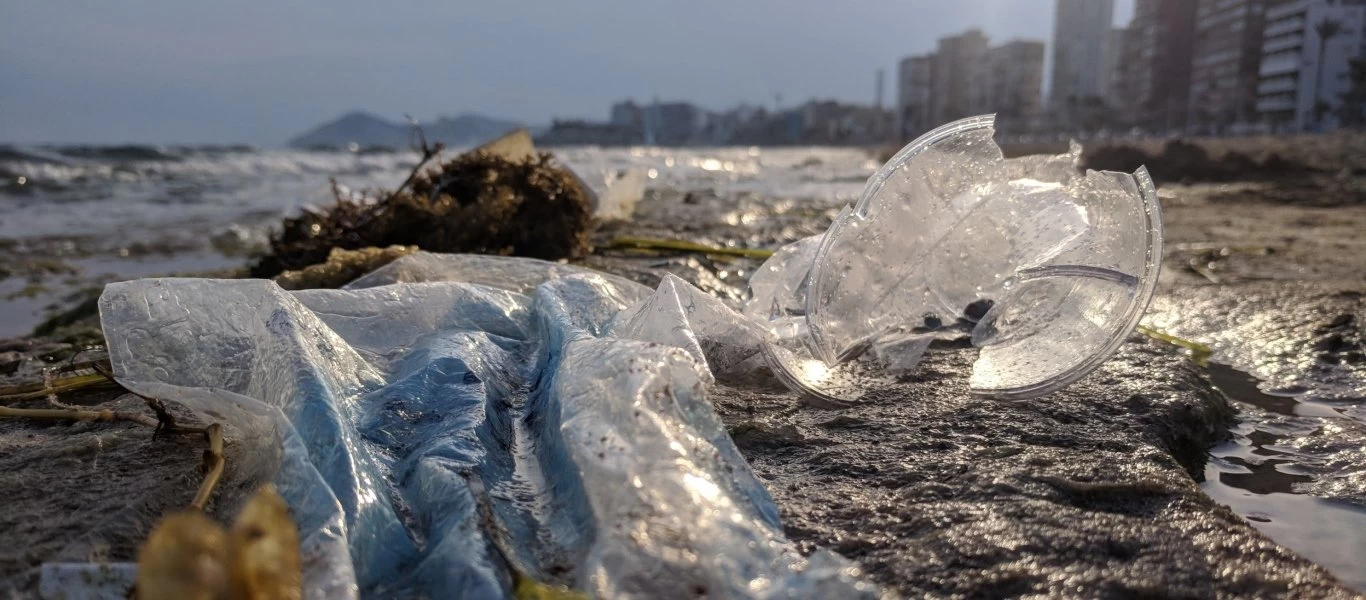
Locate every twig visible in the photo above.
<box><xmin>90</xmin><ymin>363</ymin><xmax>205</xmax><ymax>437</ymax></box>
<box><xmin>2</xmin><ymin>371</ymin><xmax>227</xmax><ymax>515</ymax></box>
<box><xmin>608</xmin><ymin>236</ymin><xmax>775</xmax><ymax>259</ymax></box>
<box><xmin>1137</xmin><ymin>325</ymin><xmax>1214</xmax><ymax>364</ymax></box>
<box><xmin>89</xmin><ymin>361</ymin><xmax>114</xmax><ymax>382</ymax></box>
<box><xmin>347</xmin><ymin>117</ymin><xmax>446</xmax><ymax>233</ymax></box>
<box><xmin>392</xmin><ymin>116</ymin><xmax>445</xmax><ymax>203</ymax></box>
<box><xmin>145</xmin><ymin>398</ymin><xmax>179</xmax><ymax>439</ymax></box>
<box><xmin>328</xmin><ymin>177</ymin><xmax>346</xmax><ymax>204</ymax></box>
<box><xmin>1186</xmin><ymin>257</ymin><xmax>1223</xmax><ymax>284</ymax></box>
<box><xmin>1171</xmin><ymin>242</ymin><xmax>1272</xmax><ymax>254</ymax></box>
<box><xmin>56</xmin><ymin>359</ymin><xmax>111</xmax><ymax>375</ymax></box>
<box><xmin>191</xmin><ymin>424</ymin><xmax>225</xmax><ymax>511</ymax></box>
<box><xmin>0</xmin><ymin>401</ymin><xmax>208</xmax><ymax>434</ymax></box>
<box><xmin>0</xmin><ymin>373</ymin><xmax>118</xmax><ymax>404</ymax></box>
<box><xmin>0</xmin><ymin>404</ymin><xmax>158</xmax><ymax>427</ymax></box>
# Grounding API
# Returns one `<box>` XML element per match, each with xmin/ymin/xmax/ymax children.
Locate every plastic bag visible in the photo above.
<box><xmin>97</xmin><ymin>254</ymin><xmax>875</xmax><ymax>599</ymax></box>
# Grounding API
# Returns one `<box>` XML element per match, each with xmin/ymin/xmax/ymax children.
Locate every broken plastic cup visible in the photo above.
<box><xmin>746</xmin><ymin>114</ymin><xmax>1163</xmax><ymax>402</ymax></box>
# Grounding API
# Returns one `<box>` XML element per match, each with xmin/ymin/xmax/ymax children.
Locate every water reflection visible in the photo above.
<box><xmin>1203</xmin><ymin>363</ymin><xmax>1366</xmax><ymax>591</ymax></box>
<box><xmin>1207</xmin><ymin>362</ymin><xmax>1343</xmax><ymax>419</ymax></box>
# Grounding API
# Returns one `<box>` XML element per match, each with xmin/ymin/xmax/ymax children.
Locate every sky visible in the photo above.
<box><xmin>0</xmin><ymin>0</ymin><xmax>1133</xmax><ymax>146</ymax></box>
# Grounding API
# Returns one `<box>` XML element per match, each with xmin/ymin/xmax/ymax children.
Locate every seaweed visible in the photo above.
<box><xmin>251</xmin><ymin>150</ymin><xmax>593</xmax><ymax>278</ymax></box>
<box><xmin>273</xmin><ymin>245</ymin><xmax>417</xmax><ymax>291</ymax></box>
<box><xmin>607</xmin><ymin>236</ymin><xmax>775</xmax><ymax>259</ymax></box>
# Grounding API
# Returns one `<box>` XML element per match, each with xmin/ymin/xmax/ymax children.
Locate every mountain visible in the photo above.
<box><xmin>287</xmin><ymin>111</ymin><xmax>525</xmax><ymax>149</ymax></box>
<box><xmin>286</xmin><ymin>112</ymin><xmax>405</xmax><ymax>148</ymax></box>
<box><xmin>423</xmin><ymin>114</ymin><xmax>525</xmax><ymax>148</ymax></box>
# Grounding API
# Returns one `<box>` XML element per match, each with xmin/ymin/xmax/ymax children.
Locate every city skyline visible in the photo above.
<box><xmin>0</xmin><ymin>1</ymin><xmax>1132</xmax><ymax>145</ymax></box>
<box><xmin>897</xmin><ymin>0</ymin><xmax>1366</xmax><ymax>138</ymax></box>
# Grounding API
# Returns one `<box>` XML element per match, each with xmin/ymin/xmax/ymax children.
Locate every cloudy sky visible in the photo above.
<box><xmin>0</xmin><ymin>0</ymin><xmax>1133</xmax><ymax>145</ymax></box>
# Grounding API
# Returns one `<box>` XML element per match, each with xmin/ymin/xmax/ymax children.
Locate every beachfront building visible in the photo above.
<box><xmin>799</xmin><ymin>101</ymin><xmax>892</xmax><ymax>145</ymax></box>
<box><xmin>986</xmin><ymin>41</ymin><xmax>1047</xmax><ymax>132</ymax></box>
<box><xmin>696</xmin><ymin>104</ymin><xmax>763</xmax><ymax>145</ymax></box>
<box><xmin>609</xmin><ymin>100</ymin><xmax>644</xmax><ymax>132</ymax></box>
<box><xmin>896</xmin><ymin>55</ymin><xmax>933</xmax><ymax>141</ymax></box>
<box><xmin>928</xmin><ymin>29</ymin><xmax>991</xmax><ymax>126</ymax></box>
<box><xmin>897</xmin><ymin>30</ymin><xmax>1045</xmax><ymax>138</ymax></box>
<box><xmin>1114</xmin><ymin>0</ymin><xmax>1199</xmax><ymax>132</ymax></box>
<box><xmin>1106</xmin><ymin>27</ymin><xmax>1130</xmax><ymax>113</ymax></box>
<box><xmin>1256</xmin><ymin>0</ymin><xmax>1366</xmax><ymax>132</ymax></box>
<box><xmin>642</xmin><ymin>101</ymin><xmax>704</xmax><ymax>145</ymax></box>
<box><xmin>1188</xmin><ymin>0</ymin><xmax>1273</xmax><ymax>134</ymax></box>
<box><xmin>1051</xmin><ymin>0</ymin><xmax>1117</xmax><ymax>128</ymax></box>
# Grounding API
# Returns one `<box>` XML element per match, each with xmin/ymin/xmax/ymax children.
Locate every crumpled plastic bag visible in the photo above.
<box><xmin>97</xmin><ymin>253</ymin><xmax>876</xmax><ymax>599</ymax></box>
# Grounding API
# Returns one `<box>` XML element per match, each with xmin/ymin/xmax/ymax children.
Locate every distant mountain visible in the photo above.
<box><xmin>423</xmin><ymin>114</ymin><xmax>525</xmax><ymax>148</ymax></box>
<box><xmin>287</xmin><ymin>111</ymin><xmax>526</xmax><ymax>149</ymax></box>
<box><xmin>286</xmin><ymin>112</ymin><xmax>405</xmax><ymax>148</ymax></box>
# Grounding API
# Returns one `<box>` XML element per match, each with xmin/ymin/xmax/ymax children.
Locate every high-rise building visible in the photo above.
<box><xmin>1188</xmin><ymin>0</ymin><xmax>1273</xmax><ymax>134</ymax></box>
<box><xmin>1051</xmin><ymin>0</ymin><xmax>1117</xmax><ymax>124</ymax></box>
<box><xmin>609</xmin><ymin>100</ymin><xmax>643</xmax><ymax>130</ymax></box>
<box><xmin>641</xmin><ymin>101</ymin><xmax>703</xmax><ymax>145</ymax></box>
<box><xmin>896</xmin><ymin>55</ymin><xmax>934</xmax><ymax>140</ymax></box>
<box><xmin>1115</xmin><ymin>0</ymin><xmax>1199</xmax><ymax>132</ymax></box>
<box><xmin>929</xmin><ymin>29</ymin><xmax>990</xmax><ymax>125</ymax></box>
<box><xmin>899</xmin><ymin>29</ymin><xmax>1045</xmax><ymax>137</ymax></box>
<box><xmin>1256</xmin><ymin>0</ymin><xmax>1366</xmax><ymax>132</ymax></box>
<box><xmin>1105</xmin><ymin>27</ymin><xmax>1130</xmax><ymax>113</ymax></box>
<box><xmin>987</xmin><ymin>40</ymin><xmax>1047</xmax><ymax>128</ymax></box>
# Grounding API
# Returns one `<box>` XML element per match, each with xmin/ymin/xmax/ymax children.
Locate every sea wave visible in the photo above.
<box><xmin>0</xmin><ymin>145</ymin><xmax>877</xmax><ymax>198</ymax></box>
<box><xmin>0</xmin><ymin>145</ymin><xmax>875</xmax><ymax>249</ymax></box>
<box><xmin>0</xmin><ymin>148</ymin><xmax>421</xmax><ymax>187</ymax></box>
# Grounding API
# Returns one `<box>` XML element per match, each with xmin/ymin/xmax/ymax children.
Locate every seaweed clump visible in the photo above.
<box><xmin>250</xmin><ymin>151</ymin><xmax>593</xmax><ymax>278</ymax></box>
<box><xmin>273</xmin><ymin>245</ymin><xmax>417</xmax><ymax>291</ymax></box>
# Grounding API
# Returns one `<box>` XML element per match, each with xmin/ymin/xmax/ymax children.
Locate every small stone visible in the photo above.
<box><xmin>963</xmin><ymin>299</ymin><xmax>995</xmax><ymax>322</ymax></box>
<box><xmin>0</xmin><ymin>350</ymin><xmax>23</xmax><ymax>375</ymax></box>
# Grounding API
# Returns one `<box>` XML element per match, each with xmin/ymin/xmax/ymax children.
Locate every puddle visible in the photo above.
<box><xmin>1201</xmin><ymin>477</ymin><xmax>1366</xmax><ymax>591</ymax></box>
<box><xmin>1203</xmin><ymin>363</ymin><xmax>1366</xmax><ymax>591</ymax></box>
<box><xmin>1206</xmin><ymin>363</ymin><xmax>1345</xmax><ymax>419</ymax></box>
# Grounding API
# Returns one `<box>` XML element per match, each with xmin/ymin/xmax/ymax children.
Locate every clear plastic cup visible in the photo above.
<box><xmin>746</xmin><ymin>114</ymin><xmax>1163</xmax><ymax>402</ymax></box>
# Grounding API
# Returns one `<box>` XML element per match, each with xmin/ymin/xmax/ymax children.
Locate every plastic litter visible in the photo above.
<box><xmin>476</xmin><ymin>128</ymin><xmax>648</xmax><ymax>221</ymax></box>
<box><xmin>76</xmin><ymin>113</ymin><xmax>1159</xmax><ymax>598</ymax></box>
<box><xmin>38</xmin><ymin>563</ymin><xmax>137</xmax><ymax>600</ymax></box>
<box><xmin>97</xmin><ymin>253</ymin><xmax>875</xmax><ymax>599</ymax></box>
<box><xmin>747</xmin><ymin>114</ymin><xmax>1163</xmax><ymax>402</ymax></box>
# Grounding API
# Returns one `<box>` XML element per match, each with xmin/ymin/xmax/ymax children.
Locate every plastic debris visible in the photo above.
<box><xmin>747</xmin><ymin>114</ymin><xmax>1162</xmax><ymax>401</ymax></box>
<box><xmin>574</xmin><ymin>167</ymin><xmax>648</xmax><ymax>222</ymax></box>
<box><xmin>97</xmin><ymin>253</ymin><xmax>876</xmax><ymax>599</ymax></box>
<box><xmin>476</xmin><ymin>128</ymin><xmax>647</xmax><ymax>222</ymax></box>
